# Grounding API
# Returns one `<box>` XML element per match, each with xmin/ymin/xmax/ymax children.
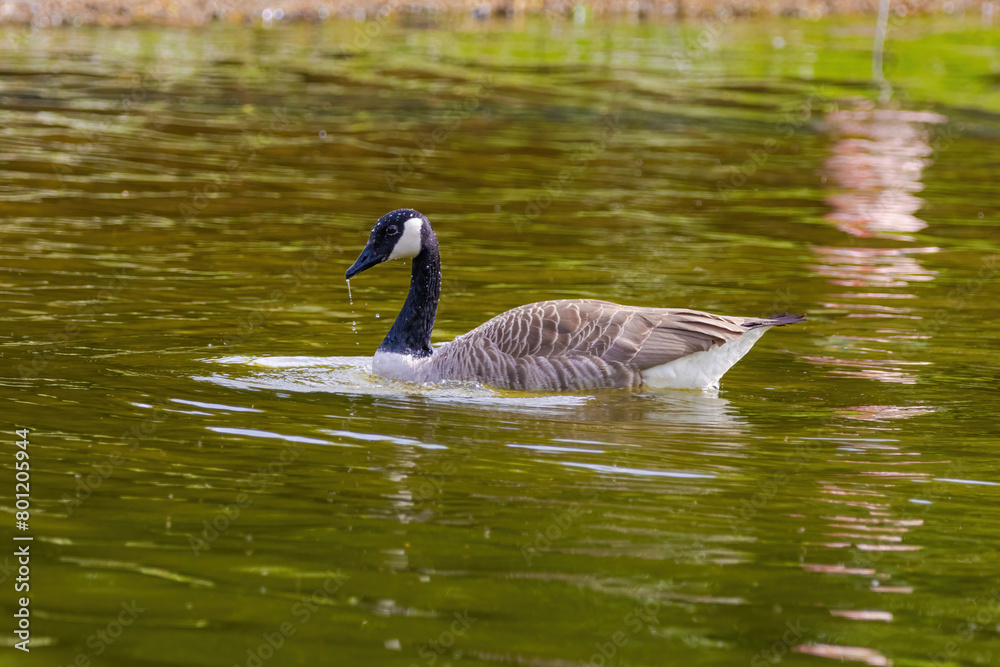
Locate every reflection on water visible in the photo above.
<box><xmin>837</xmin><ymin>404</ymin><xmax>936</xmax><ymax>421</ymax></box>
<box><xmin>810</xmin><ymin>101</ymin><xmax>950</xmax><ymax>385</ymax></box>
<box><xmin>795</xmin><ymin>642</ymin><xmax>892</xmax><ymax>666</ymax></box>
<box><xmin>200</xmin><ymin>355</ymin><xmax>745</xmax><ymax>431</ymax></box>
<box><xmin>797</xmin><ymin>400</ymin><xmax>934</xmax><ymax>667</ymax></box>
<box><xmin>823</xmin><ymin>102</ymin><xmax>947</xmax><ymax>240</ymax></box>
<box><xmin>809</xmin><ymin>245</ymin><xmax>938</xmax><ymax>289</ymax></box>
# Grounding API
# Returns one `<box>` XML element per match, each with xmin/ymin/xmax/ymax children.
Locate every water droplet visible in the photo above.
<box><xmin>346</xmin><ymin>279</ymin><xmax>353</xmax><ymax>304</ymax></box>
<box><xmin>375</xmin><ymin>313</ymin><xmax>380</xmax><ymax>319</ymax></box>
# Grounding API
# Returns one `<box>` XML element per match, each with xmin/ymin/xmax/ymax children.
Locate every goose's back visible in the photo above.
<box><xmin>426</xmin><ymin>299</ymin><xmax>763</xmax><ymax>390</ymax></box>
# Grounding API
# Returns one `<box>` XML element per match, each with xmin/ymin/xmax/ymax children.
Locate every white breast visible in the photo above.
<box><xmin>641</xmin><ymin>327</ymin><xmax>769</xmax><ymax>390</ymax></box>
<box><xmin>372</xmin><ymin>349</ymin><xmax>434</xmax><ymax>382</ymax></box>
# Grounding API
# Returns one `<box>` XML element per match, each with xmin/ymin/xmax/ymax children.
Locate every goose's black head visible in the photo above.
<box><xmin>346</xmin><ymin>208</ymin><xmax>431</xmax><ymax>279</ymax></box>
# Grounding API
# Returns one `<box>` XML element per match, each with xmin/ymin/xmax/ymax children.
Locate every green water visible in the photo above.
<box><xmin>2</xmin><ymin>14</ymin><xmax>999</xmax><ymax>667</ymax></box>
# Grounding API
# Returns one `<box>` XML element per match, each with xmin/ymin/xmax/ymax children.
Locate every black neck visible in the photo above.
<box><xmin>378</xmin><ymin>230</ymin><xmax>440</xmax><ymax>357</ymax></box>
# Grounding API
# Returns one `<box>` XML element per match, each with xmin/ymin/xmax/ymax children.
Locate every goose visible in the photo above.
<box><xmin>345</xmin><ymin>209</ymin><xmax>805</xmax><ymax>391</ymax></box>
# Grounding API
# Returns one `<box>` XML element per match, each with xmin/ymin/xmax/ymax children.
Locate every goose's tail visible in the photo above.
<box><xmin>743</xmin><ymin>313</ymin><xmax>807</xmax><ymax>330</ymax></box>
<box><xmin>641</xmin><ymin>312</ymin><xmax>805</xmax><ymax>389</ymax></box>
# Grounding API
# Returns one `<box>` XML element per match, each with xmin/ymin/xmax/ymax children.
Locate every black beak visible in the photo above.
<box><xmin>346</xmin><ymin>244</ymin><xmax>383</xmax><ymax>279</ymax></box>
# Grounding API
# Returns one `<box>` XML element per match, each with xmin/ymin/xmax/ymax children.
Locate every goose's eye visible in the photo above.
<box><xmin>386</xmin><ymin>225</ymin><xmax>399</xmax><ymax>236</ymax></box>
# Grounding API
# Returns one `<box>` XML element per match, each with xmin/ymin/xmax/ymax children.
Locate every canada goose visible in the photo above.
<box><xmin>346</xmin><ymin>209</ymin><xmax>805</xmax><ymax>391</ymax></box>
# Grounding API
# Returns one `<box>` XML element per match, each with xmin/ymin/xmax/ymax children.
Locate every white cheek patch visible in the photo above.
<box><xmin>387</xmin><ymin>217</ymin><xmax>424</xmax><ymax>260</ymax></box>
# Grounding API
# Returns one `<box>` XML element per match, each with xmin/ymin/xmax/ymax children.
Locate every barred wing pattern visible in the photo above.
<box><xmin>428</xmin><ymin>299</ymin><xmax>794</xmax><ymax>391</ymax></box>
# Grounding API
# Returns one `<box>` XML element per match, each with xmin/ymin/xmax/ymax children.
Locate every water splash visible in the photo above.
<box><xmin>346</xmin><ymin>279</ymin><xmax>353</xmax><ymax>305</ymax></box>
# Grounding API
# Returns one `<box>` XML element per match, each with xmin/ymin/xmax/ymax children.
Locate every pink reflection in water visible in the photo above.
<box><xmin>810</xmin><ymin>246</ymin><xmax>939</xmax><ymax>288</ymax></box>
<box><xmin>830</xmin><ymin>609</ymin><xmax>894</xmax><ymax>622</ymax></box>
<box><xmin>824</xmin><ymin>104</ymin><xmax>947</xmax><ymax>240</ymax></box>
<box><xmin>798</xmin><ymin>355</ymin><xmax>930</xmax><ymax>384</ymax></box>
<box><xmin>810</xmin><ymin>102</ymin><xmax>948</xmax><ymax>385</ymax></box>
<box><xmin>838</xmin><ymin>405</ymin><xmax>937</xmax><ymax>421</ymax></box>
<box><xmin>794</xmin><ymin>643</ymin><xmax>891</xmax><ymax>666</ymax></box>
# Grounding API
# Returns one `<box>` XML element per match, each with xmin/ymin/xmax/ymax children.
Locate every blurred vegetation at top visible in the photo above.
<box><xmin>1</xmin><ymin>0</ymin><xmax>997</xmax><ymax>26</ymax></box>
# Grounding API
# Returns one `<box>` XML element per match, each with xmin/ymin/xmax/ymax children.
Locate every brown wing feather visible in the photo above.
<box><xmin>457</xmin><ymin>299</ymin><xmax>750</xmax><ymax>368</ymax></box>
<box><xmin>428</xmin><ymin>299</ymin><xmax>800</xmax><ymax>390</ymax></box>
<box><xmin>621</xmin><ymin>308</ymin><xmax>749</xmax><ymax>369</ymax></box>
